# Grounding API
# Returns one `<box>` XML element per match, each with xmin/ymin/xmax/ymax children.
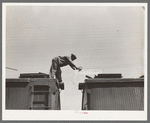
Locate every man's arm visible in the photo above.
<box><xmin>65</xmin><ymin>57</ymin><xmax>79</xmax><ymax>70</ymax></box>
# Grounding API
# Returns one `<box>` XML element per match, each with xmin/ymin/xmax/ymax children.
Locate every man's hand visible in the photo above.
<box><xmin>77</xmin><ymin>66</ymin><xmax>83</xmax><ymax>71</ymax></box>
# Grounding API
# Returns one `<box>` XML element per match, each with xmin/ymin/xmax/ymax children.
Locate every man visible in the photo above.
<box><xmin>49</xmin><ymin>54</ymin><xmax>82</xmax><ymax>82</ymax></box>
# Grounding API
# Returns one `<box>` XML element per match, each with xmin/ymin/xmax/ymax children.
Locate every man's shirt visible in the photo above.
<box><xmin>57</xmin><ymin>56</ymin><xmax>76</xmax><ymax>69</ymax></box>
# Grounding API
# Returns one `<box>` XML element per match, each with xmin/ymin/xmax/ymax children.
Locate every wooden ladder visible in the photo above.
<box><xmin>30</xmin><ymin>85</ymin><xmax>50</xmax><ymax>110</ymax></box>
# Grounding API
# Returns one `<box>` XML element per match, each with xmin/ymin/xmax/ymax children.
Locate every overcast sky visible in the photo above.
<box><xmin>5</xmin><ymin>4</ymin><xmax>145</xmax><ymax>110</ymax></box>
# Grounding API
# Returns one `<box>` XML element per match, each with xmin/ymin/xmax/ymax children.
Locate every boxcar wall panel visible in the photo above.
<box><xmin>6</xmin><ymin>82</ymin><xmax>30</xmax><ymax>109</ymax></box>
<box><xmin>50</xmin><ymin>86</ymin><xmax>59</xmax><ymax>110</ymax></box>
<box><xmin>53</xmin><ymin>87</ymin><xmax>57</xmax><ymax>110</ymax></box>
<box><xmin>89</xmin><ymin>87</ymin><xmax>144</xmax><ymax>110</ymax></box>
<box><xmin>51</xmin><ymin>93</ymin><xmax>56</xmax><ymax>110</ymax></box>
<box><xmin>87</xmin><ymin>82</ymin><xmax>144</xmax><ymax>110</ymax></box>
<box><xmin>56</xmin><ymin>87</ymin><xmax>60</xmax><ymax>110</ymax></box>
<box><xmin>55</xmin><ymin>87</ymin><xmax>60</xmax><ymax>110</ymax></box>
<box><xmin>58</xmin><ymin>93</ymin><xmax>61</xmax><ymax>110</ymax></box>
<box><xmin>82</xmin><ymin>87</ymin><xmax>88</xmax><ymax>110</ymax></box>
<box><xmin>49</xmin><ymin>86</ymin><xmax>57</xmax><ymax>110</ymax></box>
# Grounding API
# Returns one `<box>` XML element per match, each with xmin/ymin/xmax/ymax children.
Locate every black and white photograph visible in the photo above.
<box><xmin>2</xmin><ymin>3</ymin><xmax>147</xmax><ymax>120</ymax></box>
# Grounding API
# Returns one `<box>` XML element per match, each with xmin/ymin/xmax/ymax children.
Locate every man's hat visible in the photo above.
<box><xmin>71</xmin><ymin>54</ymin><xmax>77</xmax><ymax>59</ymax></box>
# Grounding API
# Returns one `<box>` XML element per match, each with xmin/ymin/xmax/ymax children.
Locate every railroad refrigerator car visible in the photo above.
<box><xmin>79</xmin><ymin>74</ymin><xmax>144</xmax><ymax>110</ymax></box>
<box><xmin>6</xmin><ymin>73</ymin><xmax>64</xmax><ymax>110</ymax></box>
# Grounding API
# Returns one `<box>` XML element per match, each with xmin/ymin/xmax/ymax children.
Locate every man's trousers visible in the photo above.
<box><xmin>49</xmin><ymin>57</ymin><xmax>62</xmax><ymax>82</ymax></box>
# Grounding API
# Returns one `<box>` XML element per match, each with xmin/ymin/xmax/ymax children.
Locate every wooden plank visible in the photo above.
<box><xmin>94</xmin><ymin>74</ymin><xmax>122</xmax><ymax>78</ymax></box>
<box><xmin>85</xmin><ymin>78</ymin><xmax>144</xmax><ymax>83</ymax></box>
<box><xmin>30</xmin><ymin>86</ymin><xmax>34</xmax><ymax>110</ymax></box>
<box><xmin>6</xmin><ymin>78</ymin><xmax>30</xmax><ymax>83</ymax></box>
<box><xmin>48</xmin><ymin>86</ymin><xmax>51</xmax><ymax>110</ymax></box>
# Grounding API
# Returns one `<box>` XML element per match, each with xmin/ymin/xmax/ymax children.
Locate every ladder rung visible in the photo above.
<box><xmin>33</xmin><ymin>101</ymin><xmax>46</xmax><ymax>104</ymax></box>
<box><xmin>30</xmin><ymin>106</ymin><xmax>50</xmax><ymax>109</ymax></box>
<box><xmin>31</xmin><ymin>91</ymin><xmax>50</xmax><ymax>93</ymax></box>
